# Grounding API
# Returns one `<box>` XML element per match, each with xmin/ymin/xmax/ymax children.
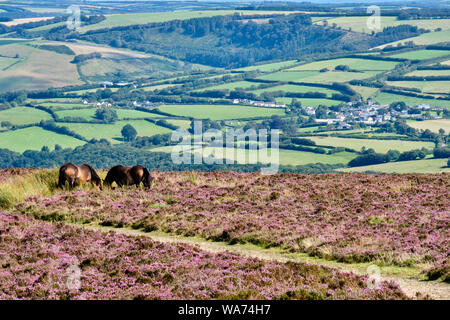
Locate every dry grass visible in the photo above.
<box><xmin>0</xmin><ymin>17</ymin><xmax>55</xmax><ymax>26</ymax></box>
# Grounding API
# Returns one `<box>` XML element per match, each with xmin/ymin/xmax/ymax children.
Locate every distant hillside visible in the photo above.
<box><xmin>61</xmin><ymin>13</ymin><xmax>417</xmax><ymax>68</ymax></box>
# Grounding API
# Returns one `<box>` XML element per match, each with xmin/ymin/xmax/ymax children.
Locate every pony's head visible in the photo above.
<box><xmin>142</xmin><ymin>167</ymin><xmax>153</xmax><ymax>190</ymax></box>
<box><xmin>83</xmin><ymin>163</ymin><xmax>103</xmax><ymax>190</ymax></box>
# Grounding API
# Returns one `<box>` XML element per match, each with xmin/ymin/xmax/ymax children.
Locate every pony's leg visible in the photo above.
<box><xmin>58</xmin><ymin>176</ymin><xmax>65</xmax><ymax>189</ymax></box>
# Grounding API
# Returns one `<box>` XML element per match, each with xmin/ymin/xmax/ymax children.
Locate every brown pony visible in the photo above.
<box><xmin>58</xmin><ymin>163</ymin><xmax>102</xmax><ymax>190</ymax></box>
<box><xmin>104</xmin><ymin>165</ymin><xmax>152</xmax><ymax>189</ymax></box>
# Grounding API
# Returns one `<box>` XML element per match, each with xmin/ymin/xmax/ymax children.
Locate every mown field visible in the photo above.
<box><xmin>152</xmin><ymin>145</ymin><xmax>356</xmax><ymax>166</ymax></box>
<box><xmin>339</xmin><ymin>158</ymin><xmax>450</xmax><ymax>173</ymax></box>
<box><xmin>55</xmin><ymin>108</ymin><xmax>159</xmax><ymax>121</ymax></box>
<box><xmin>313</xmin><ymin>17</ymin><xmax>450</xmax><ymax>34</ymax></box>
<box><xmin>0</xmin><ymin>127</ymin><xmax>85</xmax><ymax>153</ymax></box>
<box><xmin>63</xmin><ymin>120</ymin><xmax>172</xmax><ymax>143</ymax></box>
<box><xmin>250</xmin><ymin>84</ymin><xmax>340</xmax><ymax>97</ymax></box>
<box><xmin>157</xmin><ymin>104</ymin><xmax>286</xmax><ymax>120</ymax></box>
<box><xmin>372</xmin><ymin>92</ymin><xmax>450</xmax><ymax>107</ymax></box>
<box><xmin>406</xmin><ymin>119</ymin><xmax>450</xmax><ymax>133</ymax></box>
<box><xmin>385</xmin><ymin>81</ymin><xmax>450</xmax><ymax>94</ymax></box>
<box><xmin>304</xmin><ymin>136</ymin><xmax>435</xmax><ymax>153</ymax></box>
<box><xmin>375</xmin><ymin>29</ymin><xmax>450</xmax><ymax>48</ymax></box>
<box><xmin>287</xmin><ymin>58</ymin><xmax>399</xmax><ymax>71</ymax></box>
<box><xmin>258</xmin><ymin>70</ymin><xmax>381</xmax><ymax>84</ymax></box>
<box><xmin>389</xmin><ymin>50</ymin><xmax>450</xmax><ymax>61</ymax></box>
<box><xmin>0</xmin><ymin>107</ymin><xmax>52</xmax><ymax>125</ymax></box>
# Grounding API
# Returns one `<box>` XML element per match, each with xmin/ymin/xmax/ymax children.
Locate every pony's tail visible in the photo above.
<box><xmin>142</xmin><ymin>167</ymin><xmax>153</xmax><ymax>189</ymax></box>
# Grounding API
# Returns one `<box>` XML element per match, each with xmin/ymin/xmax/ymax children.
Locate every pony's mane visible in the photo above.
<box><xmin>83</xmin><ymin>163</ymin><xmax>101</xmax><ymax>181</ymax></box>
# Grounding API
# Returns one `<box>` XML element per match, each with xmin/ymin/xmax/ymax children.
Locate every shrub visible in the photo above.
<box><xmin>348</xmin><ymin>153</ymin><xmax>389</xmax><ymax>167</ymax></box>
<box><xmin>291</xmin><ymin>137</ymin><xmax>316</xmax><ymax>146</ymax></box>
<box><xmin>434</xmin><ymin>147</ymin><xmax>450</xmax><ymax>159</ymax></box>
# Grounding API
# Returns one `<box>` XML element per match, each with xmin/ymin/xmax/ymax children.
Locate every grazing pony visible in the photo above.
<box><xmin>58</xmin><ymin>163</ymin><xmax>102</xmax><ymax>190</ymax></box>
<box><xmin>104</xmin><ymin>165</ymin><xmax>153</xmax><ymax>189</ymax></box>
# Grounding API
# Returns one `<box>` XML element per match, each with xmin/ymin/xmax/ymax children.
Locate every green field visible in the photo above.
<box><xmin>349</xmin><ymin>85</ymin><xmax>380</xmax><ymax>100</ymax></box>
<box><xmin>34</xmin><ymin>101</ymin><xmax>93</xmax><ymax>112</ymax></box>
<box><xmin>55</xmin><ymin>108</ymin><xmax>160</xmax><ymax>120</ymax></box>
<box><xmin>259</xmin><ymin>70</ymin><xmax>380</xmax><ymax>84</ymax></box>
<box><xmin>376</xmin><ymin>29</ymin><xmax>450</xmax><ymax>48</ymax></box>
<box><xmin>157</xmin><ymin>104</ymin><xmax>286</xmax><ymax>120</ymax></box>
<box><xmin>250</xmin><ymin>84</ymin><xmax>340</xmax><ymax>97</ymax></box>
<box><xmin>257</xmin><ymin>71</ymin><xmax>319</xmax><ymax>82</ymax></box>
<box><xmin>339</xmin><ymin>158</ymin><xmax>450</xmax><ymax>173</ymax></box>
<box><xmin>385</xmin><ymin>80</ymin><xmax>450</xmax><ymax>94</ymax></box>
<box><xmin>0</xmin><ymin>127</ymin><xmax>85</xmax><ymax>153</ymax></box>
<box><xmin>406</xmin><ymin>119</ymin><xmax>450</xmax><ymax>133</ymax></box>
<box><xmin>389</xmin><ymin>50</ymin><xmax>450</xmax><ymax>61</ymax></box>
<box><xmin>194</xmin><ymin>81</ymin><xmax>260</xmax><ymax>92</ymax></box>
<box><xmin>275</xmin><ymin>97</ymin><xmax>342</xmax><ymax>107</ymax></box>
<box><xmin>165</xmin><ymin>119</ymin><xmax>192</xmax><ymax>130</ymax></box>
<box><xmin>372</xmin><ymin>92</ymin><xmax>450</xmax><ymax>107</ymax></box>
<box><xmin>151</xmin><ymin>145</ymin><xmax>356</xmax><ymax>166</ymax></box>
<box><xmin>0</xmin><ymin>107</ymin><xmax>52</xmax><ymax>125</ymax></box>
<box><xmin>314</xmin><ymin>17</ymin><xmax>450</xmax><ymax>34</ymax></box>
<box><xmin>139</xmin><ymin>84</ymin><xmax>179</xmax><ymax>92</ymax></box>
<box><xmin>287</xmin><ymin>58</ymin><xmax>399</xmax><ymax>71</ymax></box>
<box><xmin>297</xmin><ymin>126</ymin><xmax>321</xmax><ymax>133</ymax></box>
<box><xmin>63</xmin><ymin>120</ymin><xmax>172</xmax><ymax>143</ymax></box>
<box><xmin>405</xmin><ymin>69</ymin><xmax>450</xmax><ymax>77</ymax></box>
<box><xmin>235</xmin><ymin>60</ymin><xmax>300</xmax><ymax>72</ymax></box>
<box><xmin>304</xmin><ymin>136</ymin><xmax>435</xmax><ymax>153</ymax></box>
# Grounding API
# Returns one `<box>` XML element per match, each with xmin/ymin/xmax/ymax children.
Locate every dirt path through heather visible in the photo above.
<box><xmin>71</xmin><ymin>223</ymin><xmax>450</xmax><ymax>300</ymax></box>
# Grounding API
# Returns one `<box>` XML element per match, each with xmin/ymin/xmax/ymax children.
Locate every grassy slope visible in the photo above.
<box><xmin>0</xmin><ymin>127</ymin><xmax>85</xmax><ymax>153</ymax></box>
<box><xmin>406</xmin><ymin>119</ymin><xmax>450</xmax><ymax>133</ymax></box>
<box><xmin>340</xmin><ymin>158</ymin><xmax>450</xmax><ymax>173</ymax></box>
<box><xmin>158</xmin><ymin>104</ymin><xmax>286</xmax><ymax>120</ymax></box>
<box><xmin>55</xmin><ymin>108</ymin><xmax>160</xmax><ymax>120</ymax></box>
<box><xmin>373</xmin><ymin>92</ymin><xmax>450</xmax><ymax>107</ymax></box>
<box><xmin>385</xmin><ymin>80</ymin><xmax>450</xmax><ymax>94</ymax></box>
<box><xmin>63</xmin><ymin>120</ymin><xmax>172</xmax><ymax>143</ymax></box>
<box><xmin>375</xmin><ymin>29</ymin><xmax>450</xmax><ymax>49</ymax></box>
<box><xmin>287</xmin><ymin>58</ymin><xmax>399</xmax><ymax>71</ymax></box>
<box><xmin>314</xmin><ymin>17</ymin><xmax>450</xmax><ymax>34</ymax></box>
<box><xmin>305</xmin><ymin>136</ymin><xmax>435</xmax><ymax>153</ymax></box>
<box><xmin>0</xmin><ymin>43</ymin><xmax>82</xmax><ymax>93</ymax></box>
<box><xmin>151</xmin><ymin>145</ymin><xmax>355</xmax><ymax>166</ymax></box>
<box><xmin>389</xmin><ymin>50</ymin><xmax>450</xmax><ymax>60</ymax></box>
<box><xmin>0</xmin><ymin>107</ymin><xmax>52</xmax><ymax>125</ymax></box>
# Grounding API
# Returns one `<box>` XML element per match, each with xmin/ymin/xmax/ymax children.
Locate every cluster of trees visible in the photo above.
<box><xmin>36</xmin><ymin>45</ymin><xmax>76</xmax><ymax>56</ymax></box>
<box><xmin>377</xmin><ymin>117</ymin><xmax>449</xmax><ymax>146</ymax></box>
<box><xmin>348</xmin><ymin>147</ymin><xmax>450</xmax><ymax>167</ymax></box>
<box><xmin>72</xmin><ymin>52</ymin><xmax>102</xmax><ymax>64</ymax></box>
<box><xmin>0</xmin><ymin>141</ymin><xmax>342</xmax><ymax>173</ymax></box>
<box><xmin>95</xmin><ymin>107</ymin><xmax>117</xmax><ymax>123</ymax></box>
<box><xmin>370</xmin><ymin>25</ymin><xmax>427</xmax><ymax>46</ymax></box>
